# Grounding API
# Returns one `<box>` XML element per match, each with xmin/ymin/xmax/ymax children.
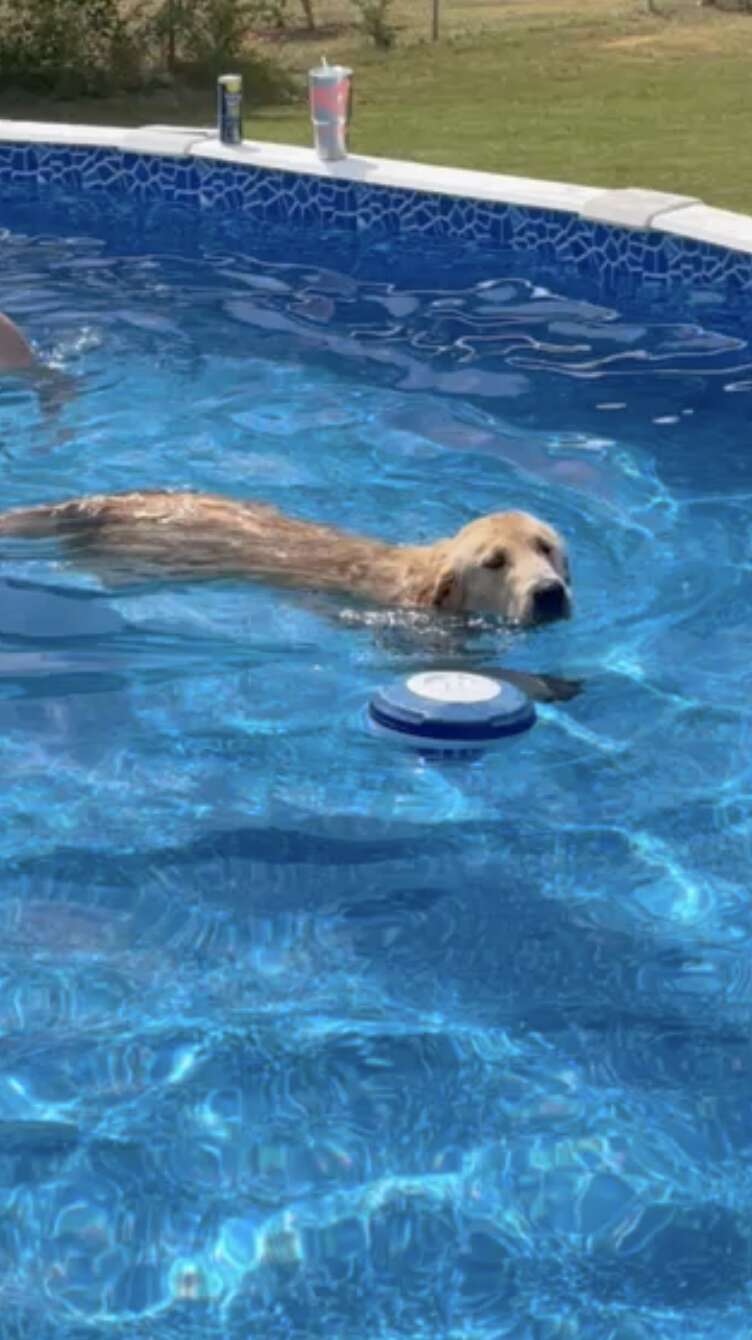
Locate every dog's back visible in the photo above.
<box><xmin>0</xmin><ymin>490</ymin><xmax>254</xmax><ymax>538</ymax></box>
<box><xmin>0</xmin><ymin>490</ymin><xmax>401</xmax><ymax>594</ymax></box>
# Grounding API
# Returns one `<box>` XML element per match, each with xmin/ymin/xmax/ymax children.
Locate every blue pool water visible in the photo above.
<box><xmin>1</xmin><ymin>183</ymin><xmax>752</xmax><ymax>1338</ymax></box>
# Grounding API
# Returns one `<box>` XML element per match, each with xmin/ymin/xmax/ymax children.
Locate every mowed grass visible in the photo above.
<box><xmin>1</xmin><ymin>0</ymin><xmax>750</xmax><ymax>211</ymax></box>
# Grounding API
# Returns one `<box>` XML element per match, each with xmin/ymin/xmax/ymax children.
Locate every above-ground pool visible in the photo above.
<box><xmin>2</xmin><ymin>139</ymin><xmax>752</xmax><ymax>1339</ymax></box>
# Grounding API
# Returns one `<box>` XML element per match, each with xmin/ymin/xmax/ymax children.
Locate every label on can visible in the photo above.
<box><xmin>218</xmin><ymin>74</ymin><xmax>243</xmax><ymax>146</ymax></box>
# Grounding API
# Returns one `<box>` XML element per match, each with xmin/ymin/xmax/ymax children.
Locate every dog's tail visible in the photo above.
<box><xmin>0</xmin><ymin>502</ymin><xmax>77</xmax><ymax>538</ymax></box>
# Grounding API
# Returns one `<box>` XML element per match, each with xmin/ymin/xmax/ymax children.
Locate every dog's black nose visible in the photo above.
<box><xmin>531</xmin><ymin>580</ymin><xmax>568</xmax><ymax>622</ymax></box>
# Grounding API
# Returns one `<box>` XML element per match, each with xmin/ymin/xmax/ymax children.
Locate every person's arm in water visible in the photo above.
<box><xmin>0</xmin><ymin>311</ymin><xmax>76</xmax><ymax>417</ymax></box>
<box><xmin>0</xmin><ymin>312</ymin><xmax>34</xmax><ymax>370</ymax></box>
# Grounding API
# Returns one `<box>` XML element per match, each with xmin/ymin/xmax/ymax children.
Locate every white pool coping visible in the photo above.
<box><xmin>2</xmin><ymin>118</ymin><xmax>752</xmax><ymax>258</ymax></box>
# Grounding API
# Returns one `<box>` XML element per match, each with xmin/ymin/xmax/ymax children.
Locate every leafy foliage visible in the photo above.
<box><xmin>0</xmin><ymin>0</ymin><xmax>298</xmax><ymax>99</ymax></box>
<box><xmin>349</xmin><ymin>0</ymin><xmax>397</xmax><ymax>49</ymax></box>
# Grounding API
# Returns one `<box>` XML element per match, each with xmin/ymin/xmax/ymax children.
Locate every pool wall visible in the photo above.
<box><xmin>2</xmin><ymin>120</ymin><xmax>752</xmax><ymax>290</ymax></box>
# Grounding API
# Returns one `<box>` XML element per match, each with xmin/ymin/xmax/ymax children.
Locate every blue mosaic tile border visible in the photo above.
<box><xmin>0</xmin><ymin>142</ymin><xmax>201</xmax><ymax>204</ymax></box>
<box><xmin>2</xmin><ymin>140</ymin><xmax>752</xmax><ymax>293</ymax></box>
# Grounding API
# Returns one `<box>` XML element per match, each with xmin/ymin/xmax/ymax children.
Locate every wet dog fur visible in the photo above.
<box><xmin>0</xmin><ymin>489</ymin><xmax>572</xmax><ymax>629</ymax></box>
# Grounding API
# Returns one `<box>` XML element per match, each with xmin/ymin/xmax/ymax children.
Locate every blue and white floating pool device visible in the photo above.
<box><xmin>368</xmin><ymin>670</ymin><xmax>535</xmax><ymax>755</ymax></box>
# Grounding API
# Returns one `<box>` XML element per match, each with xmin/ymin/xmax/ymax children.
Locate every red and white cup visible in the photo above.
<box><xmin>308</xmin><ymin>58</ymin><xmax>353</xmax><ymax>162</ymax></box>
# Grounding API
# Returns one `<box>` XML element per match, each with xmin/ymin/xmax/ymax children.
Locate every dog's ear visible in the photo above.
<box><xmin>414</xmin><ymin>563</ymin><xmax>457</xmax><ymax>609</ymax></box>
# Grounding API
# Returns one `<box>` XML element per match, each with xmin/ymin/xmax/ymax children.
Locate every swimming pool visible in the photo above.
<box><xmin>2</xmin><ymin>135</ymin><xmax>752</xmax><ymax>1338</ymax></box>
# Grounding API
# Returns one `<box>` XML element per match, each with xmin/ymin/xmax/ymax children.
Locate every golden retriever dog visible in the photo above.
<box><xmin>0</xmin><ymin>489</ymin><xmax>572</xmax><ymax>626</ymax></box>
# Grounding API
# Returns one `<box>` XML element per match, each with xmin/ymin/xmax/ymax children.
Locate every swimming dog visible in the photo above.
<box><xmin>0</xmin><ymin>489</ymin><xmax>572</xmax><ymax>627</ymax></box>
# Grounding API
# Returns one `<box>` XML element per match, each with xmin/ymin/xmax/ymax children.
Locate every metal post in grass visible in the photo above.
<box><xmin>431</xmin><ymin>0</ymin><xmax>440</xmax><ymax>41</ymax></box>
<box><xmin>166</xmin><ymin>0</ymin><xmax>176</xmax><ymax>75</ymax></box>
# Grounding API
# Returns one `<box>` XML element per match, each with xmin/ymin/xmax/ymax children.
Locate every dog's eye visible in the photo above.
<box><xmin>482</xmin><ymin>548</ymin><xmax>508</xmax><ymax>570</ymax></box>
<box><xmin>536</xmin><ymin>537</ymin><xmax>554</xmax><ymax>559</ymax></box>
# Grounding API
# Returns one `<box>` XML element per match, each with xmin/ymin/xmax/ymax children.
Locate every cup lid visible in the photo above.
<box><xmin>309</xmin><ymin>55</ymin><xmax>352</xmax><ymax>78</ymax></box>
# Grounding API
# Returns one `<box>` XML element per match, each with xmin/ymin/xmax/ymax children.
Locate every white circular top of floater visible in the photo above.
<box><xmin>406</xmin><ymin>671</ymin><xmax>501</xmax><ymax>704</ymax></box>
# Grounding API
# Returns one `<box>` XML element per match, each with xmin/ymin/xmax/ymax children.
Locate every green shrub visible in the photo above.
<box><xmin>350</xmin><ymin>0</ymin><xmax>396</xmax><ymax>48</ymax></box>
<box><xmin>0</xmin><ymin>0</ymin><xmax>298</xmax><ymax>101</ymax></box>
<box><xmin>0</xmin><ymin>0</ymin><xmax>134</xmax><ymax>95</ymax></box>
<box><xmin>180</xmin><ymin>49</ymin><xmax>299</xmax><ymax>106</ymax></box>
<box><xmin>166</xmin><ymin>0</ymin><xmax>298</xmax><ymax>102</ymax></box>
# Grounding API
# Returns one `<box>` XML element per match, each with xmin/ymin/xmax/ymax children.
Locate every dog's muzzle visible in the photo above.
<box><xmin>530</xmin><ymin>579</ymin><xmax>571</xmax><ymax>624</ymax></box>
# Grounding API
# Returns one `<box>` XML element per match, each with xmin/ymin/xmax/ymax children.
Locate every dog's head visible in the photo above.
<box><xmin>419</xmin><ymin>511</ymin><xmax>572</xmax><ymax>626</ymax></box>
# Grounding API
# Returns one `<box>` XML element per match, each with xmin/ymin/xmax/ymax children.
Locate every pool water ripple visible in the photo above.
<box><xmin>0</xmin><ymin>185</ymin><xmax>752</xmax><ymax>1335</ymax></box>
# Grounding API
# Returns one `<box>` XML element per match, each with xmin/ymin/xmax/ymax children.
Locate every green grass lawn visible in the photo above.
<box><xmin>1</xmin><ymin>0</ymin><xmax>750</xmax><ymax>212</ymax></box>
